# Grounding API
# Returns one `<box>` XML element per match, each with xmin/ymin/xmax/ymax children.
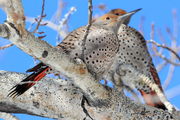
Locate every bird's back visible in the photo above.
<box><xmin>57</xmin><ymin>25</ymin><xmax>119</xmax><ymax>79</ymax></box>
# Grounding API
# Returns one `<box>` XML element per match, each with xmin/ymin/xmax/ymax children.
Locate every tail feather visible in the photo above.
<box><xmin>149</xmin><ymin>64</ymin><xmax>164</xmax><ymax>92</ymax></box>
<box><xmin>8</xmin><ymin>64</ymin><xmax>49</xmax><ymax>98</ymax></box>
<box><xmin>139</xmin><ymin>90</ymin><xmax>167</xmax><ymax>110</ymax></box>
<box><xmin>144</xmin><ymin>63</ymin><xmax>167</xmax><ymax>110</ymax></box>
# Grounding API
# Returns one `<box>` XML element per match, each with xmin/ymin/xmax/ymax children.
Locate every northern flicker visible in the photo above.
<box><xmin>8</xmin><ymin>13</ymin><xmax>133</xmax><ymax>97</ymax></box>
<box><xmin>106</xmin><ymin>8</ymin><xmax>167</xmax><ymax>110</ymax></box>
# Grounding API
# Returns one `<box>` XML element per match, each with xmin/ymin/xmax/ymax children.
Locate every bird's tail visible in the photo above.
<box><xmin>143</xmin><ymin>63</ymin><xmax>167</xmax><ymax>110</ymax></box>
<box><xmin>139</xmin><ymin>90</ymin><xmax>167</xmax><ymax>110</ymax></box>
<box><xmin>8</xmin><ymin>63</ymin><xmax>50</xmax><ymax>97</ymax></box>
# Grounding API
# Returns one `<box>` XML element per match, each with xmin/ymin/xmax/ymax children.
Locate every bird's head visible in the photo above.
<box><xmin>108</xmin><ymin>8</ymin><xmax>142</xmax><ymax>25</ymax></box>
<box><xmin>93</xmin><ymin>9</ymin><xmax>141</xmax><ymax>33</ymax></box>
<box><xmin>93</xmin><ymin>13</ymin><xmax>122</xmax><ymax>33</ymax></box>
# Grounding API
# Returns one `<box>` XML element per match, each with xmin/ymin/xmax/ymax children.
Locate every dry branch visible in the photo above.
<box><xmin>0</xmin><ymin>43</ymin><xmax>13</xmax><ymax>50</ymax></box>
<box><xmin>81</xmin><ymin>0</ymin><xmax>93</xmax><ymax>59</ymax></box>
<box><xmin>1</xmin><ymin>71</ymin><xmax>179</xmax><ymax>119</ymax></box>
<box><xmin>0</xmin><ymin>71</ymin><xmax>86</xmax><ymax>119</ymax></box>
<box><xmin>32</xmin><ymin>0</ymin><xmax>46</xmax><ymax>34</ymax></box>
<box><xmin>147</xmin><ymin>40</ymin><xmax>180</xmax><ymax>61</ymax></box>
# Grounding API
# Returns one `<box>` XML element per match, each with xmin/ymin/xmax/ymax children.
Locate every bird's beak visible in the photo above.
<box><xmin>128</xmin><ymin>8</ymin><xmax>142</xmax><ymax>15</ymax></box>
<box><xmin>117</xmin><ymin>8</ymin><xmax>142</xmax><ymax>24</ymax></box>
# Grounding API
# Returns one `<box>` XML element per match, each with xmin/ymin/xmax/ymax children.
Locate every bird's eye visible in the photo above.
<box><xmin>106</xmin><ymin>17</ymin><xmax>110</xmax><ymax>20</ymax></box>
<box><xmin>115</xmin><ymin>13</ymin><xmax>119</xmax><ymax>15</ymax></box>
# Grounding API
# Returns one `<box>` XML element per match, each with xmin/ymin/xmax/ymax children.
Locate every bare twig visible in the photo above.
<box><xmin>27</xmin><ymin>6</ymin><xmax>76</xmax><ymax>43</ymax></box>
<box><xmin>0</xmin><ymin>43</ymin><xmax>13</xmax><ymax>50</ymax></box>
<box><xmin>26</xmin><ymin>17</ymin><xmax>58</xmax><ymax>31</ymax></box>
<box><xmin>57</xmin><ymin>6</ymin><xmax>76</xmax><ymax>43</ymax></box>
<box><xmin>150</xmin><ymin>23</ymin><xmax>155</xmax><ymax>40</ymax></box>
<box><xmin>88</xmin><ymin>0</ymin><xmax>93</xmax><ymax>25</ymax></box>
<box><xmin>59</xmin><ymin>7</ymin><xmax>76</xmax><ymax>27</ymax></box>
<box><xmin>163</xmin><ymin>65</ymin><xmax>175</xmax><ymax>90</ymax></box>
<box><xmin>166</xmin><ymin>85</ymin><xmax>180</xmax><ymax>99</ymax></box>
<box><xmin>27</xmin><ymin>11</ymin><xmax>75</xmax><ymax>36</ymax></box>
<box><xmin>157</xmin><ymin>29</ymin><xmax>167</xmax><ymax>45</ymax></box>
<box><xmin>151</xmin><ymin>47</ymin><xmax>180</xmax><ymax>66</ymax></box>
<box><xmin>82</xmin><ymin>0</ymin><xmax>93</xmax><ymax>58</ymax></box>
<box><xmin>172</xmin><ymin>9</ymin><xmax>178</xmax><ymax>40</ymax></box>
<box><xmin>51</xmin><ymin>0</ymin><xmax>65</xmax><ymax>23</ymax></box>
<box><xmin>156</xmin><ymin>61</ymin><xmax>168</xmax><ymax>72</ymax></box>
<box><xmin>147</xmin><ymin>40</ymin><xmax>180</xmax><ymax>61</ymax></box>
<box><xmin>33</xmin><ymin>0</ymin><xmax>47</xmax><ymax>34</ymax></box>
<box><xmin>149</xmin><ymin>23</ymin><xmax>180</xmax><ymax>66</ymax></box>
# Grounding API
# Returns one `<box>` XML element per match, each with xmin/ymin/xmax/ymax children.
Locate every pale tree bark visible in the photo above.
<box><xmin>0</xmin><ymin>0</ymin><xmax>180</xmax><ymax>120</ymax></box>
<box><xmin>1</xmin><ymin>71</ymin><xmax>180</xmax><ymax>120</ymax></box>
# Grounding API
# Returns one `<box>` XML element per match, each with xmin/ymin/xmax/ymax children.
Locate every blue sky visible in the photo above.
<box><xmin>0</xmin><ymin>0</ymin><xmax>180</xmax><ymax>119</ymax></box>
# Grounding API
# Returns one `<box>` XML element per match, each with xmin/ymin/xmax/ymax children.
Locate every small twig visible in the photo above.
<box><xmin>27</xmin><ymin>19</ymin><xmax>37</xmax><ymax>31</ymax></box>
<box><xmin>33</xmin><ymin>0</ymin><xmax>46</xmax><ymax>33</ymax></box>
<box><xmin>82</xmin><ymin>0</ymin><xmax>93</xmax><ymax>58</ymax></box>
<box><xmin>27</xmin><ymin>17</ymin><xmax>58</xmax><ymax>31</ymax></box>
<box><xmin>150</xmin><ymin>23</ymin><xmax>155</xmax><ymax>40</ymax></box>
<box><xmin>51</xmin><ymin>0</ymin><xmax>65</xmax><ymax>23</ymax></box>
<box><xmin>58</xmin><ymin>7</ymin><xmax>76</xmax><ymax>32</ymax></box>
<box><xmin>157</xmin><ymin>29</ymin><xmax>167</xmax><ymax>45</ymax></box>
<box><xmin>156</xmin><ymin>61</ymin><xmax>168</xmax><ymax>72</ymax></box>
<box><xmin>147</xmin><ymin>40</ymin><xmax>180</xmax><ymax>61</ymax></box>
<box><xmin>172</xmin><ymin>9</ymin><xmax>178</xmax><ymax>40</ymax></box>
<box><xmin>166</xmin><ymin>84</ymin><xmax>180</xmax><ymax>99</ymax></box>
<box><xmin>150</xmin><ymin>23</ymin><xmax>180</xmax><ymax>62</ymax></box>
<box><xmin>166</xmin><ymin>27</ymin><xmax>176</xmax><ymax>43</ymax></box>
<box><xmin>149</xmin><ymin>23</ymin><xmax>157</xmax><ymax>55</ymax></box>
<box><xmin>88</xmin><ymin>0</ymin><xmax>93</xmax><ymax>25</ymax></box>
<box><xmin>163</xmin><ymin>10</ymin><xmax>179</xmax><ymax>90</ymax></box>
<box><xmin>163</xmin><ymin>64</ymin><xmax>175</xmax><ymax>90</ymax></box>
<box><xmin>27</xmin><ymin>5</ymin><xmax>76</xmax><ymax>41</ymax></box>
<box><xmin>151</xmin><ymin>47</ymin><xmax>180</xmax><ymax>66</ymax></box>
<box><xmin>57</xmin><ymin>7</ymin><xmax>77</xmax><ymax>43</ymax></box>
<box><xmin>0</xmin><ymin>43</ymin><xmax>13</xmax><ymax>50</ymax></box>
<box><xmin>149</xmin><ymin>24</ymin><xmax>180</xmax><ymax>65</ymax></box>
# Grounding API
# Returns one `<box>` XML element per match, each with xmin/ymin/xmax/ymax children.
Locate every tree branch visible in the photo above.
<box><xmin>147</xmin><ymin>40</ymin><xmax>180</xmax><ymax>61</ymax></box>
<box><xmin>1</xmin><ymin>71</ymin><xmax>180</xmax><ymax>119</ymax></box>
<box><xmin>0</xmin><ymin>43</ymin><xmax>13</xmax><ymax>50</ymax></box>
<box><xmin>82</xmin><ymin>0</ymin><xmax>93</xmax><ymax>60</ymax></box>
<box><xmin>0</xmin><ymin>71</ymin><xmax>87</xmax><ymax>119</ymax></box>
<box><xmin>32</xmin><ymin>0</ymin><xmax>46</xmax><ymax>33</ymax></box>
